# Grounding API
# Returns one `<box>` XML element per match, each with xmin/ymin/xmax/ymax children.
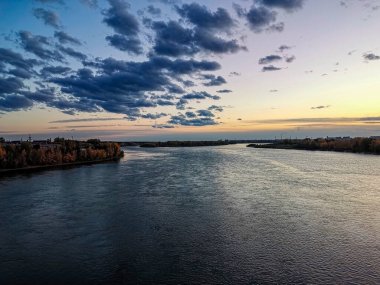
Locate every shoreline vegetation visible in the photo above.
<box><xmin>0</xmin><ymin>138</ymin><xmax>124</xmax><ymax>175</ymax></box>
<box><xmin>247</xmin><ymin>137</ymin><xmax>380</xmax><ymax>155</ymax></box>
<box><xmin>139</xmin><ymin>140</ymin><xmax>233</xmax><ymax>148</ymax></box>
<box><xmin>121</xmin><ymin>140</ymin><xmax>275</xmax><ymax>148</ymax></box>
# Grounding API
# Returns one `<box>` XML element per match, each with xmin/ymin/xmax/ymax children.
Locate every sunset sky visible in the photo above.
<box><xmin>0</xmin><ymin>0</ymin><xmax>379</xmax><ymax>141</ymax></box>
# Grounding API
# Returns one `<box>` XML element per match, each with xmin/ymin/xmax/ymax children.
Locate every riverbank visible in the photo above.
<box><xmin>139</xmin><ymin>140</ymin><xmax>234</xmax><ymax>148</ymax></box>
<box><xmin>0</xmin><ymin>156</ymin><xmax>123</xmax><ymax>176</ymax></box>
<box><xmin>119</xmin><ymin>140</ymin><xmax>275</xmax><ymax>148</ymax></box>
<box><xmin>247</xmin><ymin>137</ymin><xmax>380</xmax><ymax>155</ymax></box>
<box><xmin>0</xmin><ymin>139</ymin><xmax>124</xmax><ymax>175</ymax></box>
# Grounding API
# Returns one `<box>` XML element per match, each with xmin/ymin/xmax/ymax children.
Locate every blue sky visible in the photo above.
<box><xmin>0</xmin><ymin>0</ymin><xmax>380</xmax><ymax>141</ymax></box>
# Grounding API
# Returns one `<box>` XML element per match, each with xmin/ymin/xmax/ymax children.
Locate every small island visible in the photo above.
<box><xmin>247</xmin><ymin>137</ymin><xmax>380</xmax><ymax>155</ymax></box>
<box><xmin>0</xmin><ymin>138</ymin><xmax>124</xmax><ymax>174</ymax></box>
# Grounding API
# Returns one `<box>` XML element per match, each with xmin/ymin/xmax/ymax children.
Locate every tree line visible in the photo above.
<box><xmin>0</xmin><ymin>138</ymin><xmax>124</xmax><ymax>169</ymax></box>
<box><xmin>249</xmin><ymin>137</ymin><xmax>380</xmax><ymax>154</ymax></box>
<box><xmin>140</xmin><ymin>140</ymin><xmax>233</xmax><ymax>148</ymax></box>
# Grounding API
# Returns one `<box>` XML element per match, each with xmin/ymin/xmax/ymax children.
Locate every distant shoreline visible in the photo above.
<box><xmin>247</xmin><ymin>138</ymin><xmax>380</xmax><ymax>155</ymax></box>
<box><xmin>121</xmin><ymin>140</ymin><xmax>275</xmax><ymax>148</ymax></box>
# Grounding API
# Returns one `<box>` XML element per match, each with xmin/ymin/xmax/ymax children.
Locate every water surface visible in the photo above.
<box><xmin>0</xmin><ymin>145</ymin><xmax>379</xmax><ymax>284</ymax></box>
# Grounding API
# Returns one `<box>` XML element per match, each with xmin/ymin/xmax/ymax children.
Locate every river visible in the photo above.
<box><xmin>0</xmin><ymin>145</ymin><xmax>379</xmax><ymax>284</ymax></box>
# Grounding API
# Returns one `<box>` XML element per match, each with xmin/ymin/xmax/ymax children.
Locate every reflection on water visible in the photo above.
<box><xmin>0</xmin><ymin>145</ymin><xmax>379</xmax><ymax>284</ymax></box>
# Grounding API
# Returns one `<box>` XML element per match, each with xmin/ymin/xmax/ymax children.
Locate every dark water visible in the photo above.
<box><xmin>0</xmin><ymin>145</ymin><xmax>379</xmax><ymax>284</ymax></box>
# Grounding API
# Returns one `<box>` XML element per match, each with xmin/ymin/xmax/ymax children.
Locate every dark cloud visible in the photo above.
<box><xmin>278</xmin><ymin>45</ymin><xmax>292</xmax><ymax>52</ymax></box>
<box><xmin>18</xmin><ymin>31</ymin><xmax>64</xmax><ymax>61</ymax></box>
<box><xmin>152</xmin><ymin>21</ymin><xmax>198</xmax><ymax>57</ymax></box>
<box><xmin>363</xmin><ymin>53</ymin><xmax>380</xmax><ymax>61</ymax></box>
<box><xmin>156</xmin><ymin>99</ymin><xmax>175</xmax><ymax>106</ymax></box>
<box><xmin>0</xmin><ymin>95</ymin><xmax>33</xmax><ymax>112</ymax></box>
<box><xmin>77</xmin><ymin>68</ymin><xmax>93</xmax><ymax>79</ymax></box>
<box><xmin>97</xmin><ymin>56</ymin><xmax>220</xmax><ymax>76</ymax></box>
<box><xmin>258</xmin><ymin>0</ymin><xmax>305</xmax><ymax>11</ymax></box>
<box><xmin>41</xmin><ymin>65</ymin><xmax>71</xmax><ymax>76</ymax></box>
<box><xmin>157</xmin><ymin>57</ymin><xmax>221</xmax><ymax>74</ymax></box>
<box><xmin>21</xmin><ymin>88</ymin><xmax>57</xmax><ymax>103</ymax></box>
<box><xmin>197</xmin><ymin>109</ymin><xmax>214</xmax><ymax>117</ymax></box>
<box><xmin>0</xmin><ymin>48</ymin><xmax>39</xmax><ymax>70</ymax></box>
<box><xmin>103</xmin><ymin>0</ymin><xmax>140</xmax><ymax>36</ymax></box>
<box><xmin>182</xmin><ymin>80</ymin><xmax>195</xmax><ymax>87</ymax></box>
<box><xmin>202</xmin><ymin>74</ymin><xmax>227</xmax><ymax>86</ymax></box>
<box><xmin>0</xmin><ymin>77</ymin><xmax>24</xmax><ymax>94</ymax></box>
<box><xmin>168</xmin><ymin>115</ymin><xmax>218</xmax><ymax>126</ymax></box>
<box><xmin>103</xmin><ymin>0</ymin><xmax>142</xmax><ymax>54</ymax></box>
<box><xmin>340</xmin><ymin>1</ymin><xmax>348</xmax><ymax>8</ymax></box>
<box><xmin>176</xmin><ymin>3</ymin><xmax>234</xmax><ymax>31</ymax></box>
<box><xmin>33</xmin><ymin>8</ymin><xmax>60</xmax><ymax>29</ymax></box>
<box><xmin>259</xmin><ymin>54</ymin><xmax>282</xmax><ymax>64</ymax></box>
<box><xmin>193</xmin><ymin>28</ymin><xmax>247</xmax><ymax>54</ymax></box>
<box><xmin>267</xmin><ymin>22</ymin><xmax>284</xmax><ymax>32</ymax></box>
<box><xmin>240</xmin><ymin>1</ymin><xmax>305</xmax><ymax>32</ymax></box>
<box><xmin>182</xmin><ymin>91</ymin><xmax>220</xmax><ymax>100</ymax></box>
<box><xmin>285</xmin><ymin>55</ymin><xmax>296</xmax><ymax>63</ymax></box>
<box><xmin>54</xmin><ymin>31</ymin><xmax>81</xmax><ymax>45</ymax></box>
<box><xmin>49</xmin><ymin>97</ymin><xmax>102</xmax><ymax>114</ymax></box>
<box><xmin>176</xmin><ymin>98</ymin><xmax>188</xmax><ymax>110</ymax></box>
<box><xmin>262</xmin><ymin>65</ymin><xmax>282</xmax><ymax>72</ymax></box>
<box><xmin>48</xmin><ymin>57</ymin><xmax>221</xmax><ymax>117</ymax></box>
<box><xmin>8</xmin><ymin>68</ymin><xmax>33</xmax><ymax>79</ymax></box>
<box><xmin>141</xmin><ymin>112</ymin><xmax>167</xmax><ymax>119</ymax></box>
<box><xmin>152</xmin><ymin>124</ymin><xmax>175</xmax><ymax>129</ymax></box>
<box><xmin>106</xmin><ymin>34</ymin><xmax>143</xmax><ymax>55</ymax></box>
<box><xmin>216</xmin><ymin>89</ymin><xmax>232</xmax><ymax>93</ymax></box>
<box><xmin>185</xmin><ymin>111</ymin><xmax>197</xmax><ymax>118</ymax></box>
<box><xmin>311</xmin><ymin>105</ymin><xmax>330</xmax><ymax>110</ymax></box>
<box><xmin>245</xmin><ymin>7</ymin><xmax>277</xmax><ymax>32</ymax></box>
<box><xmin>151</xmin><ymin>3</ymin><xmax>247</xmax><ymax>57</ymax></box>
<box><xmin>151</xmin><ymin>20</ymin><xmax>246</xmax><ymax>57</ymax></box>
<box><xmin>158</xmin><ymin>94</ymin><xmax>175</xmax><ymax>100</ymax></box>
<box><xmin>208</xmin><ymin>105</ymin><xmax>224</xmax><ymax>112</ymax></box>
<box><xmin>58</xmin><ymin>45</ymin><xmax>87</xmax><ymax>61</ymax></box>
<box><xmin>166</xmin><ymin>84</ymin><xmax>185</xmax><ymax>94</ymax></box>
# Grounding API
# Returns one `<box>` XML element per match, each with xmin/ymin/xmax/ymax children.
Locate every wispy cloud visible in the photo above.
<box><xmin>49</xmin><ymin>117</ymin><xmax>123</xmax><ymax>123</ymax></box>
<box><xmin>311</xmin><ymin>105</ymin><xmax>330</xmax><ymax>110</ymax></box>
<box><xmin>363</xmin><ymin>53</ymin><xmax>380</xmax><ymax>61</ymax></box>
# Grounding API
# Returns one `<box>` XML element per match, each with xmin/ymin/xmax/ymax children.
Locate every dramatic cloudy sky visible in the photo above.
<box><xmin>0</xmin><ymin>0</ymin><xmax>379</xmax><ymax>140</ymax></box>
